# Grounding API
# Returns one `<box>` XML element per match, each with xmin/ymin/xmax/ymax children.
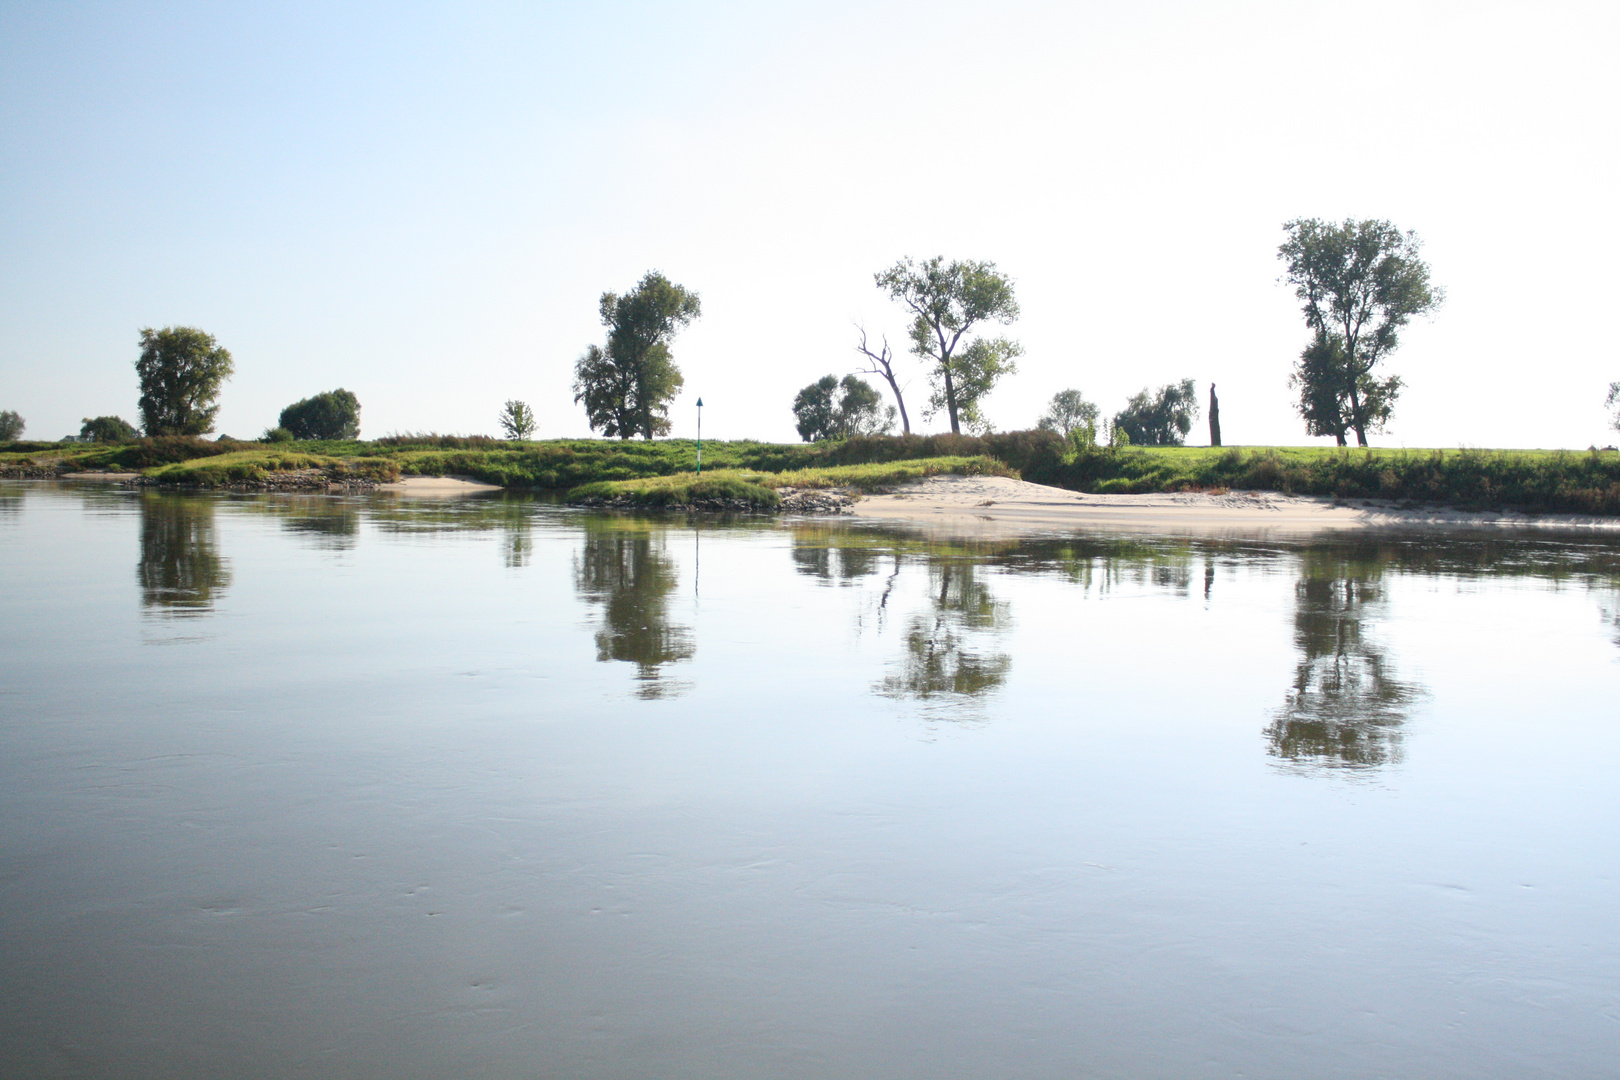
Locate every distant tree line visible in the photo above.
<box><xmin>20</xmin><ymin>216</ymin><xmax>1620</xmax><ymax>453</ymax></box>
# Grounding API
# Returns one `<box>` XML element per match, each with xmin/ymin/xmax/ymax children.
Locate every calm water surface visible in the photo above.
<box><xmin>1</xmin><ymin>482</ymin><xmax>1617</xmax><ymax>1079</ymax></box>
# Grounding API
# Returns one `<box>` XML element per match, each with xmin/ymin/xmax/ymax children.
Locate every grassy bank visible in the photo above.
<box><xmin>1028</xmin><ymin>445</ymin><xmax>1620</xmax><ymax>515</ymax></box>
<box><xmin>141</xmin><ymin>450</ymin><xmax>400</xmax><ymax>486</ymax></box>
<box><xmin>0</xmin><ymin>433</ymin><xmax>1054</xmax><ymax>489</ymax></box>
<box><xmin>5</xmin><ymin>433</ymin><xmax>1620</xmax><ymax>515</ymax></box>
<box><xmin>566</xmin><ymin>456</ymin><xmax>1015</xmax><ymax>509</ymax></box>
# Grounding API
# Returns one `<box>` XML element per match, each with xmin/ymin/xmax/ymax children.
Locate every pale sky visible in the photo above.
<box><xmin>2</xmin><ymin>1</ymin><xmax>1616</xmax><ymax>447</ymax></box>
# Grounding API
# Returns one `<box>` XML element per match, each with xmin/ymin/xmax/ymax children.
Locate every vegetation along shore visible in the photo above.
<box><xmin>5</xmin><ymin>432</ymin><xmax>1620</xmax><ymax>517</ymax></box>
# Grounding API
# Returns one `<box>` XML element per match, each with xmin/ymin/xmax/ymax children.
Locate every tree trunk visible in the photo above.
<box><xmin>879</xmin><ymin>370</ymin><xmax>911</xmax><ymax>435</ymax></box>
<box><xmin>943</xmin><ymin>367</ymin><xmax>960</xmax><ymax>434</ymax></box>
<box><xmin>1208</xmin><ymin>383</ymin><xmax>1222</xmax><ymax>447</ymax></box>
<box><xmin>1346</xmin><ymin>382</ymin><xmax>1369</xmax><ymax>447</ymax></box>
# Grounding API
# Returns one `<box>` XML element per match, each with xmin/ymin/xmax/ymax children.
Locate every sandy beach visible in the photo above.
<box><xmin>849</xmin><ymin>474</ymin><xmax>1620</xmax><ymax>537</ymax></box>
<box><xmin>375</xmin><ymin>475</ymin><xmax>504</xmax><ymax>495</ymax></box>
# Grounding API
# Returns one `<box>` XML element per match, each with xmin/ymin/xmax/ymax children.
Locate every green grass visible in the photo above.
<box><xmin>1029</xmin><ymin>445</ymin><xmax>1620</xmax><ymax>515</ymax></box>
<box><xmin>141</xmin><ymin>449</ymin><xmax>400</xmax><ymax>487</ymax></box>
<box><xmin>564</xmin><ymin>456</ymin><xmax>1015</xmax><ymax>508</ymax></box>
<box><xmin>6</xmin><ymin>432</ymin><xmax>1620</xmax><ymax>515</ymax></box>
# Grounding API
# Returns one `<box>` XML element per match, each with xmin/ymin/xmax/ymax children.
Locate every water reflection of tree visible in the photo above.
<box><xmin>791</xmin><ymin>531</ymin><xmax>881</xmax><ymax>583</ymax></box>
<box><xmin>1266</xmin><ymin>548</ymin><xmax>1424</xmax><ymax>771</ymax></box>
<box><xmin>273</xmin><ymin>497</ymin><xmax>360</xmax><ymax>550</ymax></box>
<box><xmin>138</xmin><ymin>492</ymin><xmax>232</xmax><ymax>615</ymax></box>
<box><xmin>573</xmin><ymin>521</ymin><xmax>693</xmax><ymax>698</ymax></box>
<box><xmin>878</xmin><ymin>561</ymin><xmax>1011</xmax><ymax>702</ymax></box>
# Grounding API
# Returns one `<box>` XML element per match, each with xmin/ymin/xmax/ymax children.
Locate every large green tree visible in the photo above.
<box><xmin>279</xmin><ymin>388</ymin><xmax>360</xmax><ymax>440</ymax></box>
<box><xmin>574</xmin><ymin>272</ymin><xmax>701</xmax><ymax>440</ymax></box>
<box><xmin>0</xmin><ymin>410</ymin><xmax>23</xmax><ymax>442</ymax></box>
<box><xmin>1279</xmin><ymin>219</ymin><xmax>1442</xmax><ymax>446</ymax></box>
<box><xmin>136</xmin><ymin>326</ymin><xmax>234</xmax><ymax>436</ymax></box>
<box><xmin>875</xmin><ymin>257</ymin><xmax>1021</xmax><ymax>435</ymax></box>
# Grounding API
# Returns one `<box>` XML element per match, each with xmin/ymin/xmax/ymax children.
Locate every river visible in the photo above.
<box><xmin>1</xmin><ymin>482</ymin><xmax>1616</xmax><ymax>1079</ymax></box>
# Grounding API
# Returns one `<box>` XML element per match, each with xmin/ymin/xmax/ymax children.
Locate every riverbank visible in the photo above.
<box><xmin>5</xmin><ymin>435</ymin><xmax>1619</xmax><ymax>516</ymax></box>
<box><xmin>851</xmin><ymin>474</ymin><xmax>1620</xmax><ymax>536</ymax></box>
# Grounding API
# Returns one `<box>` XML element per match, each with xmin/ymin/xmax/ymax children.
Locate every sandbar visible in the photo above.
<box><xmin>376</xmin><ymin>475</ymin><xmax>503</xmax><ymax>495</ymax></box>
<box><xmin>850</xmin><ymin>475</ymin><xmax>1620</xmax><ymax>537</ymax></box>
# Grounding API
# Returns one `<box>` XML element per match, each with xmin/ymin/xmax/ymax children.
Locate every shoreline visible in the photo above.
<box><xmin>847</xmin><ymin>475</ymin><xmax>1620</xmax><ymax>537</ymax></box>
<box><xmin>15</xmin><ymin>472</ymin><xmax>1620</xmax><ymax>533</ymax></box>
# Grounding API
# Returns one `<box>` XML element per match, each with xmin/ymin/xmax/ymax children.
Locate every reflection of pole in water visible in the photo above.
<box><xmin>694</xmin><ymin>521</ymin><xmax>700</xmax><ymax>598</ymax></box>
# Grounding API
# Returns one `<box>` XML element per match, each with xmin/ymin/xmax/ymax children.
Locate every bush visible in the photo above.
<box><xmin>79</xmin><ymin>415</ymin><xmax>140</xmax><ymax>443</ymax></box>
<box><xmin>98</xmin><ymin>436</ymin><xmax>235</xmax><ymax>469</ymax></box>
<box><xmin>279</xmin><ymin>389</ymin><xmax>361</xmax><ymax>440</ymax></box>
<box><xmin>261</xmin><ymin>427</ymin><xmax>295</xmax><ymax>443</ymax></box>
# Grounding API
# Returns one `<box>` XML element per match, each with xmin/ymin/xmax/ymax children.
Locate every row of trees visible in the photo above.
<box><xmin>47</xmin><ymin>327</ymin><xmax>360</xmax><ymax>443</ymax></box>
<box><xmin>1033</xmin><ymin>381</ymin><xmax>1202</xmax><ymax>448</ymax></box>
<box><xmin>7</xmin><ymin>220</ymin><xmax>1615</xmax><ymax>449</ymax></box>
<box><xmin>785</xmin><ymin>221</ymin><xmax>1447</xmax><ymax>447</ymax></box>
<box><xmin>571</xmin><ymin>258</ymin><xmax>1026</xmax><ymax>445</ymax></box>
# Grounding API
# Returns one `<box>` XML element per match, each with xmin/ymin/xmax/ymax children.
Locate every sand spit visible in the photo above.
<box><xmin>850</xmin><ymin>474</ymin><xmax>1620</xmax><ymax>537</ymax></box>
<box><xmin>375</xmin><ymin>475</ymin><xmax>504</xmax><ymax>495</ymax></box>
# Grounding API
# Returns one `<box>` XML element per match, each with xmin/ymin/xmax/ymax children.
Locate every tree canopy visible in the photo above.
<box><xmin>79</xmin><ymin>415</ymin><xmax>140</xmax><ymax>443</ymax></box>
<box><xmin>136</xmin><ymin>326</ymin><xmax>234</xmax><ymax>436</ymax></box>
<box><xmin>792</xmin><ymin>375</ymin><xmax>896</xmax><ymax>441</ymax></box>
<box><xmin>1607</xmin><ymin>382</ymin><xmax>1620</xmax><ymax>433</ymax></box>
<box><xmin>574</xmin><ymin>272</ymin><xmax>701</xmax><ymax>440</ymax></box>
<box><xmin>1113</xmin><ymin>380</ymin><xmax>1199</xmax><ymax>446</ymax></box>
<box><xmin>876</xmin><ymin>256</ymin><xmax>1021</xmax><ymax>434</ymax></box>
<box><xmin>1036</xmin><ymin>389</ymin><xmax>1099</xmax><ymax>437</ymax></box>
<box><xmin>500</xmin><ymin>399</ymin><xmax>536</xmax><ymax>440</ymax></box>
<box><xmin>1279</xmin><ymin>218</ymin><xmax>1442</xmax><ymax>446</ymax></box>
<box><xmin>279</xmin><ymin>388</ymin><xmax>361</xmax><ymax>440</ymax></box>
<box><xmin>0</xmin><ymin>410</ymin><xmax>23</xmax><ymax>442</ymax></box>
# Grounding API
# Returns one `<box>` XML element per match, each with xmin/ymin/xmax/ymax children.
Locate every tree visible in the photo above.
<box><xmin>136</xmin><ymin>326</ymin><xmax>234</xmax><ymax>436</ymax></box>
<box><xmin>279</xmin><ymin>388</ymin><xmax>360</xmax><ymax>440</ymax></box>
<box><xmin>853</xmin><ymin>326</ymin><xmax>911</xmax><ymax>435</ymax></box>
<box><xmin>1113</xmin><ymin>379</ymin><xmax>1199</xmax><ymax>446</ymax></box>
<box><xmin>875</xmin><ymin>256</ymin><xmax>1021</xmax><ymax>434</ymax></box>
<box><xmin>574</xmin><ymin>271</ymin><xmax>701</xmax><ymax>440</ymax></box>
<box><xmin>500</xmin><ymin>399</ymin><xmax>536</xmax><ymax>440</ymax></box>
<box><xmin>792</xmin><ymin>375</ymin><xmax>896</xmax><ymax>442</ymax></box>
<box><xmin>1036</xmin><ymin>389</ymin><xmax>1099</xmax><ymax>437</ymax></box>
<box><xmin>1607</xmin><ymin>382</ymin><xmax>1620</xmax><ymax>432</ymax></box>
<box><xmin>79</xmin><ymin>416</ymin><xmax>140</xmax><ymax>443</ymax></box>
<box><xmin>1289</xmin><ymin>333</ymin><xmax>1399</xmax><ymax>445</ymax></box>
<box><xmin>0</xmin><ymin>410</ymin><xmax>23</xmax><ymax>442</ymax></box>
<box><xmin>1279</xmin><ymin>218</ymin><xmax>1442</xmax><ymax>446</ymax></box>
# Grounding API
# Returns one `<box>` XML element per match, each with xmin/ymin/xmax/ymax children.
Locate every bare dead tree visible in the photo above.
<box><xmin>854</xmin><ymin>325</ymin><xmax>911</xmax><ymax>435</ymax></box>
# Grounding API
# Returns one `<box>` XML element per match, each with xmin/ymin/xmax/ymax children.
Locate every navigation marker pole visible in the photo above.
<box><xmin>695</xmin><ymin>398</ymin><xmax>703</xmax><ymax>474</ymax></box>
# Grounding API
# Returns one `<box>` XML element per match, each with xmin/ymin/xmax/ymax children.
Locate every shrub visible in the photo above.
<box><xmin>101</xmin><ymin>436</ymin><xmax>235</xmax><ymax>469</ymax></box>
